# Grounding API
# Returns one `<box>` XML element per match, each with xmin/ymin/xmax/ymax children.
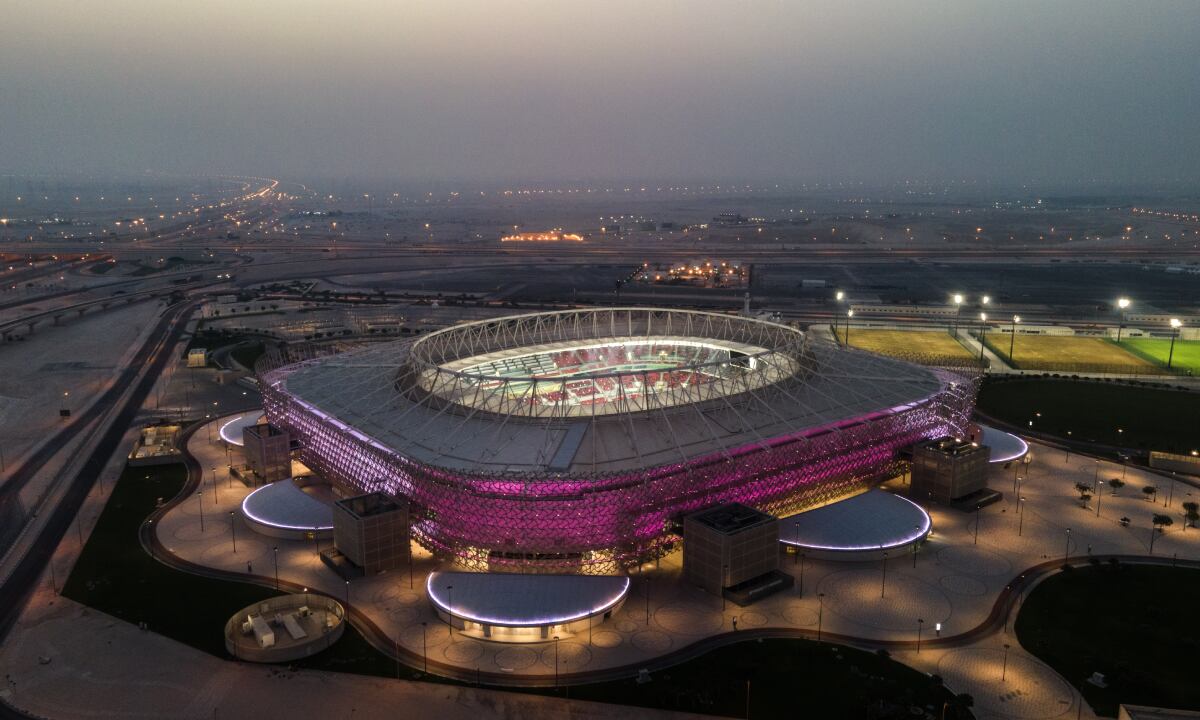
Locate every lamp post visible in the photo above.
<box><xmin>951</xmin><ymin>293</ymin><xmax>964</xmax><ymax>336</ymax></box>
<box><xmin>845</xmin><ymin>309</ymin><xmax>854</xmax><ymax>345</ymax></box>
<box><xmin>1063</xmin><ymin>528</ymin><xmax>1071</xmax><ymax>562</ymax></box>
<box><xmin>1167</xmin><ymin>318</ymin><xmax>1183</xmax><ymax>368</ymax></box>
<box><xmin>880</xmin><ymin>551</ymin><xmax>888</xmax><ymax>598</ymax></box>
<box><xmin>1115</xmin><ymin>297</ymin><xmax>1131</xmax><ymax>343</ymax></box>
<box><xmin>1018</xmin><ymin>497</ymin><xmax>1026</xmax><ymax>536</ymax></box>
<box><xmin>817</xmin><ymin>592</ymin><xmax>825</xmax><ymax>642</ymax></box>
<box><xmin>553</xmin><ymin>635</ymin><xmax>561</xmax><ymax>688</ymax></box>
<box><xmin>344</xmin><ymin>579</ymin><xmax>350</xmax><ymax>610</ymax></box>
<box><xmin>230</xmin><ymin>511</ymin><xmax>237</xmax><ymax>553</ymax></box>
<box><xmin>916</xmin><ymin>618</ymin><xmax>924</xmax><ymax>654</ymax></box>
<box><xmin>1002</xmin><ymin>643</ymin><xmax>1011</xmax><ymax>682</ymax></box>
<box><xmin>272</xmin><ymin>546</ymin><xmax>279</xmax><ymax>589</ymax></box>
<box><xmin>196</xmin><ymin>490</ymin><xmax>204</xmax><ymax>532</ymax></box>
<box><xmin>211</xmin><ymin>465</ymin><xmax>218</xmax><ymax>504</ymax></box>
<box><xmin>912</xmin><ymin>527</ymin><xmax>920</xmax><ymax>568</ymax></box>
<box><xmin>421</xmin><ymin>621</ymin><xmax>428</xmax><ymax>673</ymax></box>
<box><xmin>978</xmin><ymin>312</ymin><xmax>988</xmax><ymax>361</ymax></box>
<box><xmin>1095</xmin><ymin>480</ymin><xmax>1104</xmax><ymax>517</ymax></box>
<box><xmin>834</xmin><ymin>290</ymin><xmax>844</xmax><ymax>341</ymax></box>
<box><xmin>1009</xmin><ymin>315</ymin><xmax>1020</xmax><ymax>361</ymax></box>
<box><xmin>974</xmin><ymin>504</ymin><xmax>982</xmax><ymax>545</ymax></box>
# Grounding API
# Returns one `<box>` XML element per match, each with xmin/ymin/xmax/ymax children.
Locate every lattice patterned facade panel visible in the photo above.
<box><xmin>260</xmin><ymin>308</ymin><xmax>978</xmax><ymax>574</ymax></box>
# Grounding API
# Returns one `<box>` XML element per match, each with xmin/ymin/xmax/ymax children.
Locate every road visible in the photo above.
<box><xmin>0</xmin><ymin>299</ymin><xmax>197</xmax><ymax>646</ymax></box>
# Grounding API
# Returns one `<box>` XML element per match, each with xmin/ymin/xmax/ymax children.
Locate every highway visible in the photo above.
<box><xmin>0</xmin><ymin>299</ymin><xmax>197</xmax><ymax>646</ymax></box>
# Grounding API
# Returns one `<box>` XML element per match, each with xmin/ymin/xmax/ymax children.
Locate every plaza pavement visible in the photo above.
<box><xmin>7</xmin><ymin>410</ymin><xmax>1199</xmax><ymax>719</ymax></box>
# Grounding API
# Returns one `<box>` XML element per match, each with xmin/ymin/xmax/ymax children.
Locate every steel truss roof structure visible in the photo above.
<box><xmin>261</xmin><ymin>308</ymin><xmax>978</xmax><ymax>573</ymax></box>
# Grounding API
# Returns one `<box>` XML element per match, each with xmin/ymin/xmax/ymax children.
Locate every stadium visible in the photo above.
<box><xmin>259</xmin><ymin>308</ymin><xmax>977</xmax><ymax>574</ymax></box>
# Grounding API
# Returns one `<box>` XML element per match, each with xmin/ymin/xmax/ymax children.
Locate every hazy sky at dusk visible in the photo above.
<box><xmin>3</xmin><ymin>1</ymin><xmax>1198</xmax><ymax>185</ymax></box>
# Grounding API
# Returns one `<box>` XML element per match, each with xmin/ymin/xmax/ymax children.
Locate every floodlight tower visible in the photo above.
<box><xmin>1168</xmin><ymin>318</ymin><xmax>1183</xmax><ymax>368</ymax></box>
<box><xmin>1116</xmin><ymin>297</ymin><xmax>1132</xmax><ymax>343</ymax></box>
<box><xmin>1009</xmin><ymin>315</ymin><xmax>1020</xmax><ymax>360</ymax></box>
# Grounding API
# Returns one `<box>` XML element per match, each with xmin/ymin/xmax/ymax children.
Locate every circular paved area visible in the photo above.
<box><xmin>937</xmin><ymin>648</ymin><xmax>1076</xmax><ymax>719</ymax></box>
<box><xmin>173</xmin><ymin>520</ymin><xmax>220</xmax><ymax>542</ymax></box>
<box><xmin>738</xmin><ymin>611</ymin><xmax>768</xmax><ymax>627</ymax></box>
<box><xmin>655</xmin><ymin>603</ymin><xmax>723</xmax><ymax>634</ymax></box>
<box><xmin>539</xmin><ymin>642</ymin><xmax>591</xmax><ymax>670</ymax></box>
<box><xmin>631</xmin><ymin>630</ymin><xmax>672</xmax><ymax>652</ymax></box>
<box><xmin>493</xmin><ymin>647</ymin><xmax>537</xmax><ymax>671</ymax></box>
<box><xmin>937</xmin><ymin>545</ymin><xmax>1013</xmax><ymax>577</ymax></box>
<box><xmin>590</xmin><ymin>630</ymin><xmax>623</xmax><ymax>649</ymax></box>
<box><xmin>939</xmin><ymin>574</ymin><xmax>988</xmax><ymax>596</ymax></box>
<box><xmin>387</xmin><ymin>606</ymin><xmax>420</xmax><ymax>624</ymax></box>
<box><xmin>819</xmin><ymin>569</ymin><xmax>952</xmax><ymax>631</ymax></box>
<box><xmin>613</xmin><ymin>618</ymin><xmax>639</xmax><ymax>633</ymax></box>
<box><xmin>443</xmin><ymin>640</ymin><xmax>484</xmax><ymax>664</ymax></box>
<box><xmin>199</xmin><ymin>539</ymin><xmax>270</xmax><ymax>565</ymax></box>
<box><xmin>781</xmin><ymin>605</ymin><xmax>819</xmax><ymax>626</ymax></box>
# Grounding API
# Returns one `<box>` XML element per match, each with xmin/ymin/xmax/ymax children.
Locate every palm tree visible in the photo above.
<box><xmin>1107</xmin><ymin>478</ymin><xmax>1125</xmax><ymax>495</ymax></box>
<box><xmin>1142</xmin><ymin>485</ymin><xmax>1158</xmax><ymax>502</ymax></box>
<box><xmin>1075</xmin><ymin>482</ymin><xmax>1093</xmax><ymax>507</ymax></box>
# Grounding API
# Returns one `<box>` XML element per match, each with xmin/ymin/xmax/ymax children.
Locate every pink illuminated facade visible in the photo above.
<box><xmin>260</xmin><ymin>308</ymin><xmax>976</xmax><ymax>573</ymax></box>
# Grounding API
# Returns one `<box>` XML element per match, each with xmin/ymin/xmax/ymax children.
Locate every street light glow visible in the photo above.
<box><xmin>1170</xmin><ymin>318</ymin><xmax>1182</xmax><ymax>328</ymax></box>
<box><xmin>1118</xmin><ymin>297</ymin><xmax>1131</xmax><ymax>309</ymax></box>
<box><xmin>952</xmin><ymin>294</ymin><xmax>963</xmax><ymax>305</ymax></box>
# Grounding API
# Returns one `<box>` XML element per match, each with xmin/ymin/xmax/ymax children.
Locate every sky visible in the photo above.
<box><xmin>2</xmin><ymin>1</ymin><xmax>1199</xmax><ymax>186</ymax></box>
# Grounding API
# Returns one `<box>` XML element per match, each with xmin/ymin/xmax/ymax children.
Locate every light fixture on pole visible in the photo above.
<box><xmin>952</xmin><ymin>294</ymin><xmax>964</xmax><ymax>335</ymax></box>
<box><xmin>1009</xmin><ymin>315</ymin><xmax>1020</xmax><ymax>361</ymax></box>
<box><xmin>845</xmin><ymin>309</ymin><xmax>854</xmax><ymax>345</ymax></box>
<box><xmin>1168</xmin><ymin>318</ymin><xmax>1183</xmax><ymax>368</ymax></box>
<box><xmin>978</xmin><ymin>312</ymin><xmax>988</xmax><ymax>361</ymax></box>
<box><xmin>1116</xmin><ymin>297</ymin><xmax>1131</xmax><ymax>343</ymax></box>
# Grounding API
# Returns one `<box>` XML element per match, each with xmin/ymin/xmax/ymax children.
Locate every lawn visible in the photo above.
<box><xmin>568</xmin><ymin>639</ymin><xmax>973</xmax><ymax>718</ymax></box>
<box><xmin>984</xmin><ymin>335</ymin><xmax>1153</xmax><ymax>373</ymax></box>
<box><xmin>976</xmin><ymin>377</ymin><xmax>1200</xmax><ymax>453</ymax></box>
<box><xmin>1015</xmin><ymin>563</ymin><xmax>1200</xmax><ymax>716</ymax></box>
<box><xmin>63</xmin><ymin>463</ymin><xmax>397</xmax><ymax>676</ymax></box>
<box><xmin>1120</xmin><ymin>338</ymin><xmax>1200</xmax><ymax>375</ymax></box>
<box><xmin>836</xmin><ymin>328</ymin><xmax>977</xmax><ymax>363</ymax></box>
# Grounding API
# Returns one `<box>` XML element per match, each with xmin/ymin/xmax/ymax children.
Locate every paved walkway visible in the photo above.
<box><xmin>8</xmin><ymin>411</ymin><xmax>1200</xmax><ymax>719</ymax></box>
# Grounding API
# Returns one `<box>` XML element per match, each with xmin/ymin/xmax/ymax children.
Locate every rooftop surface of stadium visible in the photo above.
<box><xmin>271</xmin><ymin>308</ymin><xmax>957</xmax><ymax>476</ymax></box>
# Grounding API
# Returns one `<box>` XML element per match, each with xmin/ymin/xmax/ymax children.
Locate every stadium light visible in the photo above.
<box><xmin>951</xmin><ymin>294</ymin><xmax>964</xmax><ymax>336</ymax></box>
<box><xmin>978</xmin><ymin>313</ymin><xmax>988</xmax><ymax>361</ymax></box>
<box><xmin>1009</xmin><ymin>315</ymin><xmax>1020</xmax><ymax>361</ymax></box>
<box><xmin>981</xmin><ymin>295</ymin><xmax>991</xmax><ymax>305</ymax></box>
<box><xmin>1116</xmin><ymin>297</ymin><xmax>1132</xmax><ymax>343</ymax></box>
<box><xmin>1168</xmin><ymin>318</ymin><xmax>1183</xmax><ymax>368</ymax></box>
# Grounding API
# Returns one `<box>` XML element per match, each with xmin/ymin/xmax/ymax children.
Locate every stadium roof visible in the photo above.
<box><xmin>270</xmin><ymin>308</ymin><xmax>955</xmax><ymax>476</ymax></box>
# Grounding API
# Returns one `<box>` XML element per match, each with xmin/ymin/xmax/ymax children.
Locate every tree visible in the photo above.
<box><xmin>1142</xmin><ymin>485</ymin><xmax>1158</xmax><ymax>502</ymax></box>
<box><xmin>1183</xmin><ymin>501</ymin><xmax>1199</xmax><ymax>531</ymax></box>
<box><xmin>1150</xmin><ymin>513</ymin><xmax>1174</xmax><ymax>554</ymax></box>
<box><xmin>1075</xmin><ymin>481</ymin><xmax>1093</xmax><ymax>507</ymax></box>
<box><xmin>1107</xmin><ymin>478</ymin><xmax>1125</xmax><ymax>495</ymax></box>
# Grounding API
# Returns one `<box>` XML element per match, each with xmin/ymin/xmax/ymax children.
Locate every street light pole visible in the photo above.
<box><xmin>1063</xmin><ymin>528</ymin><xmax>1071</xmax><ymax>562</ymax></box>
<box><xmin>817</xmin><ymin>593</ymin><xmax>824</xmax><ymax>642</ymax></box>
<box><xmin>230</xmin><ymin>511</ymin><xmax>237</xmax><ymax>553</ymax></box>
<box><xmin>845</xmin><ymin>309</ymin><xmax>854</xmax><ymax>345</ymax></box>
<box><xmin>1095</xmin><ymin>480</ymin><xmax>1103</xmax><ymax>517</ymax></box>
<box><xmin>1002</xmin><ymin>643</ymin><xmax>1011</xmax><ymax>681</ymax></box>
<box><xmin>196</xmin><ymin>490</ymin><xmax>204</xmax><ymax>532</ymax></box>
<box><xmin>1018</xmin><ymin>497</ymin><xmax>1026</xmax><ymax>536</ymax></box>
<box><xmin>880</xmin><ymin>551</ymin><xmax>888</xmax><ymax>598</ymax></box>
<box><xmin>273</xmin><ymin>546</ymin><xmax>279</xmax><ymax>588</ymax></box>
<box><xmin>917</xmin><ymin>618</ymin><xmax>924</xmax><ymax>654</ymax></box>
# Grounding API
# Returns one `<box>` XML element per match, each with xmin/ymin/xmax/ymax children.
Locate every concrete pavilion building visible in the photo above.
<box><xmin>682</xmin><ymin>502</ymin><xmax>793</xmax><ymax>605</ymax></box>
<box><xmin>910</xmin><ymin>436</ymin><xmax>994</xmax><ymax>506</ymax></box>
